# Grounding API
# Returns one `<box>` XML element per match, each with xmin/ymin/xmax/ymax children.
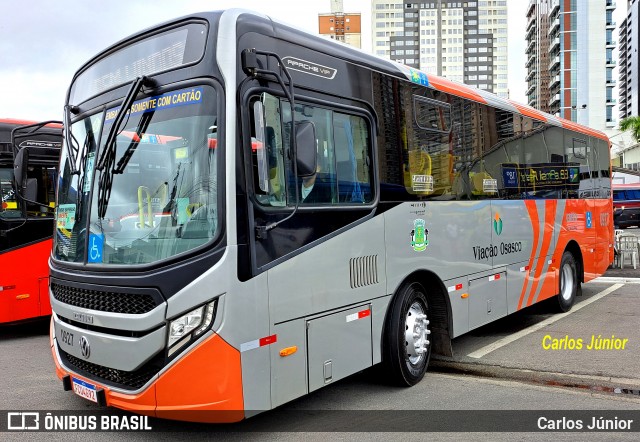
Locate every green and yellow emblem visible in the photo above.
<box><xmin>494</xmin><ymin>213</ymin><xmax>503</xmax><ymax>236</ymax></box>
<box><xmin>411</xmin><ymin>219</ymin><xmax>429</xmax><ymax>252</ymax></box>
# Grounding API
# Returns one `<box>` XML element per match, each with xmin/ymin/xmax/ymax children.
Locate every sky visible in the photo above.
<box><xmin>0</xmin><ymin>0</ymin><xmax>528</xmax><ymax>122</ymax></box>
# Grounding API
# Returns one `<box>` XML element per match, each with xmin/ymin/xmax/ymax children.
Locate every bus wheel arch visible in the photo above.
<box><xmin>382</xmin><ymin>271</ymin><xmax>452</xmax><ymax>386</ymax></box>
<box><xmin>556</xmin><ymin>244</ymin><xmax>582</xmax><ymax>312</ymax></box>
<box><xmin>563</xmin><ymin>240</ymin><xmax>584</xmax><ymax>285</ymax></box>
<box><xmin>563</xmin><ymin>241</ymin><xmax>584</xmax><ymax>295</ymax></box>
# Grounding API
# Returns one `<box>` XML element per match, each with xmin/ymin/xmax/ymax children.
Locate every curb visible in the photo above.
<box><xmin>431</xmin><ymin>359</ymin><xmax>640</xmax><ymax>396</ymax></box>
<box><xmin>592</xmin><ymin>276</ymin><xmax>640</xmax><ymax>284</ymax></box>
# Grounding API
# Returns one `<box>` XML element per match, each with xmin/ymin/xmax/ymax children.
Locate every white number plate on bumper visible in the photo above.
<box><xmin>72</xmin><ymin>378</ymin><xmax>98</xmax><ymax>403</ymax></box>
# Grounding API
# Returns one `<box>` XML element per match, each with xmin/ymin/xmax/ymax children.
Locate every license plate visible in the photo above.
<box><xmin>72</xmin><ymin>378</ymin><xmax>98</xmax><ymax>403</ymax></box>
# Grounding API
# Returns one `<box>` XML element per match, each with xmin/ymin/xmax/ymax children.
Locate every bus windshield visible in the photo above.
<box><xmin>54</xmin><ymin>85</ymin><xmax>220</xmax><ymax>265</ymax></box>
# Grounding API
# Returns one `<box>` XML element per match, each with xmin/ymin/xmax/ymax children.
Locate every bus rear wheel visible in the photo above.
<box><xmin>383</xmin><ymin>282</ymin><xmax>431</xmax><ymax>386</ymax></box>
<box><xmin>557</xmin><ymin>251</ymin><xmax>578</xmax><ymax>312</ymax></box>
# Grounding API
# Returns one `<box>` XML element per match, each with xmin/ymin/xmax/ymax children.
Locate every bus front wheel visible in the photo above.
<box><xmin>383</xmin><ymin>282</ymin><xmax>431</xmax><ymax>386</ymax></box>
<box><xmin>557</xmin><ymin>251</ymin><xmax>578</xmax><ymax>312</ymax></box>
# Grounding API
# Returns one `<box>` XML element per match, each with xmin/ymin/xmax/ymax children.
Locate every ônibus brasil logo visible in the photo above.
<box><xmin>494</xmin><ymin>213</ymin><xmax>503</xmax><ymax>236</ymax></box>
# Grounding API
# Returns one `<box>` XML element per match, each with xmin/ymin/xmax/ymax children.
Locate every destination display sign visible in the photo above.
<box><xmin>104</xmin><ymin>87</ymin><xmax>203</xmax><ymax>123</ymax></box>
<box><xmin>501</xmin><ymin>163</ymin><xmax>580</xmax><ymax>190</ymax></box>
<box><xmin>70</xmin><ymin>23</ymin><xmax>207</xmax><ymax>105</ymax></box>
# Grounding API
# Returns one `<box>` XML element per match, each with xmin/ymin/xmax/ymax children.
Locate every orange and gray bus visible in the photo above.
<box><xmin>40</xmin><ymin>9</ymin><xmax>612</xmax><ymax>422</ymax></box>
<box><xmin>1</xmin><ymin>119</ymin><xmax>61</xmax><ymax>324</ymax></box>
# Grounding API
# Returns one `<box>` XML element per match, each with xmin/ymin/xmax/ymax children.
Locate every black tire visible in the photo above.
<box><xmin>557</xmin><ymin>251</ymin><xmax>578</xmax><ymax>312</ymax></box>
<box><xmin>382</xmin><ymin>282</ymin><xmax>431</xmax><ymax>386</ymax></box>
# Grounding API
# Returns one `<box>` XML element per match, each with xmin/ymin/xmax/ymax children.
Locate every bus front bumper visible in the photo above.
<box><xmin>50</xmin><ymin>318</ymin><xmax>245</xmax><ymax>423</ymax></box>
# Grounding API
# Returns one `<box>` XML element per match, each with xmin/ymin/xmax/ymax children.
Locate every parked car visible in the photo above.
<box><xmin>614</xmin><ymin>206</ymin><xmax>640</xmax><ymax>229</ymax></box>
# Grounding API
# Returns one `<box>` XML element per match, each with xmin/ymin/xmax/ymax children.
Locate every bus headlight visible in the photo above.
<box><xmin>167</xmin><ymin>300</ymin><xmax>217</xmax><ymax>355</ymax></box>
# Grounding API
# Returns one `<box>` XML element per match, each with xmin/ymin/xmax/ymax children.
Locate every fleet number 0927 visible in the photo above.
<box><xmin>61</xmin><ymin>329</ymin><xmax>74</xmax><ymax>346</ymax></box>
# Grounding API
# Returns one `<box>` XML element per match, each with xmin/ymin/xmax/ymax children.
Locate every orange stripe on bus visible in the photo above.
<box><xmin>155</xmin><ymin>334</ymin><xmax>244</xmax><ymax>423</ymax></box>
<box><xmin>560</xmin><ymin>119</ymin><xmax>608</xmax><ymax>141</ymax></box>
<box><xmin>426</xmin><ymin>75</ymin><xmax>487</xmax><ymax>103</ymax></box>
<box><xmin>518</xmin><ymin>201</ymin><xmax>540</xmax><ymax>310</ymax></box>
<box><xmin>527</xmin><ymin>200</ymin><xmax>557</xmax><ymax>307</ymax></box>
<box><xmin>509</xmin><ymin>102</ymin><xmax>548</xmax><ymax>123</ymax></box>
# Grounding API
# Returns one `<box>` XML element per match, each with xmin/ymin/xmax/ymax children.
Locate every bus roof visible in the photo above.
<box><xmin>227</xmin><ymin>9</ymin><xmax>609</xmax><ymax>143</ymax></box>
<box><xmin>0</xmin><ymin>118</ymin><xmax>63</xmax><ymax>129</ymax></box>
<box><xmin>0</xmin><ymin>119</ymin><xmax>63</xmax><ymax>146</ymax></box>
<box><xmin>69</xmin><ymin>8</ymin><xmax>609</xmax><ymax>143</ymax></box>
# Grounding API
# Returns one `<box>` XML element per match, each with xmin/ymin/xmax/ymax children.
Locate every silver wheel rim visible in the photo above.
<box><xmin>404</xmin><ymin>300</ymin><xmax>430</xmax><ymax>365</ymax></box>
<box><xmin>561</xmin><ymin>262</ymin><xmax>574</xmax><ymax>301</ymax></box>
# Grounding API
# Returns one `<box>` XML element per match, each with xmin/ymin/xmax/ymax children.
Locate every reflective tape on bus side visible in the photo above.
<box><xmin>240</xmin><ymin>334</ymin><xmax>277</xmax><ymax>352</ymax></box>
<box><xmin>346</xmin><ymin>309</ymin><xmax>370</xmax><ymax>323</ymax></box>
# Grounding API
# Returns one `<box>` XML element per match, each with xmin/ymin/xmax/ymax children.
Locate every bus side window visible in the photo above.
<box><xmin>334</xmin><ymin>112</ymin><xmax>372</xmax><ymax>203</ymax></box>
<box><xmin>251</xmin><ymin>96</ymin><xmax>374</xmax><ymax>207</ymax></box>
<box><xmin>21</xmin><ymin>165</ymin><xmax>57</xmax><ymax>217</ymax></box>
<box><xmin>296</xmin><ymin>107</ymin><xmax>335</xmax><ymax>205</ymax></box>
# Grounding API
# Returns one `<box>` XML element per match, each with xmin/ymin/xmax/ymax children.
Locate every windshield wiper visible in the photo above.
<box><xmin>114</xmin><ymin>111</ymin><xmax>154</xmax><ymax>173</ymax></box>
<box><xmin>96</xmin><ymin>76</ymin><xmax>151</xmax><ymax>219</ymax></box>
<box><xmin>96</xmin><ymin>76</ymin><xmax>149</xmax><ymax>171</ymax></box>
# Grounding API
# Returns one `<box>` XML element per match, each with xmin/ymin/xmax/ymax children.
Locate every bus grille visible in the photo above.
<box><xmin>51</xmin><ymin>283</ymin><xmax>158</xmax><ymax>314</ymax></box>
<box><xmin>60</xmin><ymin>349</ymin><xmax>163</xmax><ymax>391</ymax></box>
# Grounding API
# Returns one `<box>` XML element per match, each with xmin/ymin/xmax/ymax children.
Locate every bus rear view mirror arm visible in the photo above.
<box><xmin>63</xmin><ymin>104</ymin><xmax>80</xmax><ymax>174</ymax></box>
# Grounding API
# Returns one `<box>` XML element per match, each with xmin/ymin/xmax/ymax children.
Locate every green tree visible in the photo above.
<box><xmin>619</xmin><ymin>116</ymin><xmax>640</xmax><ymax>144</ymax></box>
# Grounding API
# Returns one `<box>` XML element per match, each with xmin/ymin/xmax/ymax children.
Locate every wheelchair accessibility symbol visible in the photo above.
<box><xmin>586</xmin><ymin>211</ymin><xmax>593</xmax><ymax>229</ymax></box>
<box><xmin>88</xmin><ymin>233</ymin><xmax>104</xmax><ymax>263</ymax></box>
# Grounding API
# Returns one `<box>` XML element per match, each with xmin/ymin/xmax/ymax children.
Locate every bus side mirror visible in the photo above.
<box><xmin>252</xmin><ymin>100</ymin><xmax>270</xmax><ymax>193</ymax></box>
<box><xmin>13</xmin><ymin>148</ymin><xmax>29</xmax><ymax>195</ymax></box>
<box><xmin>295</xmin><ymin>121</ymin><xmax>317</xmax><ymax>177</ymax></box>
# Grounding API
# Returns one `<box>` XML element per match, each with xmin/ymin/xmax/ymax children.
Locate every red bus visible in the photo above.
<box><xmin>0</xmin><ymin>119</ymin><xmax>62</xmax><ymax>324</ymax></box>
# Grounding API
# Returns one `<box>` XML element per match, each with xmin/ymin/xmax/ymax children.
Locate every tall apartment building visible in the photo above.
<box><xmin>525</xmin><ymin>0</ymin><xmax>616</xmax><ymax>130</ymax></box>
<box><xmin>318</xmin><ymin>0</ymin><xmax>362</xmax><ymax>48</ymax></box>
<box><xmin>619</xmin><ymin>0</ymin><xmax>639</xmax><ymax>120</ymax></box>
<box><xmin>525</xmin><ymin>0</ymin><xmax>552</xmax><ymax>112</ymax></box>
<box><xmin>371</xmin><ymin>1</ymin><xmax>509</xmax><ymax>98</ymax></box>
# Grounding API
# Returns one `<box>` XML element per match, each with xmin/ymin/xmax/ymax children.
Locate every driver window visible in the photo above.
<box><xmin>251</xmin><ymin>93</ymin><xmax>373</xmax><ymax>207</ymax></box>
<box><xmin>26</xmin><ymin>165</ymin><xmax>57</xmax><ymax>217</ymax></box>
<box><xmin>0</xmin><ymin>165</ymin><xmax>57</xmax><ymax>218</ymax></box>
